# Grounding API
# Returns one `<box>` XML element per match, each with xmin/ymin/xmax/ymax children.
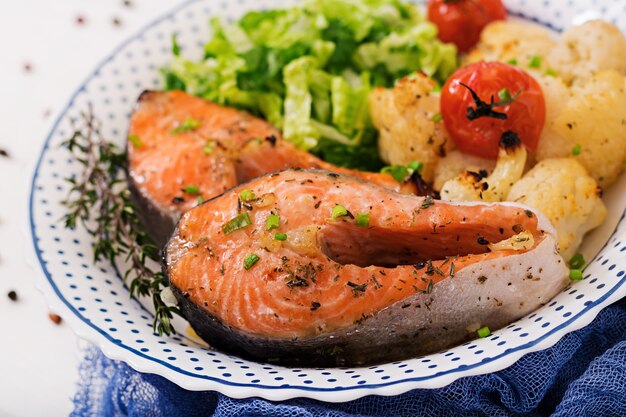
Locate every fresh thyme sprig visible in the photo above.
<box><xmin>61</xmin><ymin>107</ymin><xmax>181</xmax><ymax>336</ymax></box>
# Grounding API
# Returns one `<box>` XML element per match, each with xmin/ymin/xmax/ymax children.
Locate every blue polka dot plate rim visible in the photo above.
<box><xmin>27</xmin><ymin>0</ymin><xmax>626</xmax><ymax>402</ymax></box>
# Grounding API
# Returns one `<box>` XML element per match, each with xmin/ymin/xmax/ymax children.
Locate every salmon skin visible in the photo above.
<box><xmin>163</xmin><ymin>169</ymin><xmax>568</xmax><ymax>367</ymax></box>
<box><xmin>127</xmin><ymin>90</ymin><xmax>417</xmax><ymax>245</ymax></box>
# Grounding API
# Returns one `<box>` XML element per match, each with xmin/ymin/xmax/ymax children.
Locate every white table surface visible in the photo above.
<box><xmin>0</xmin><ymin>2</ymin><xmax>181</xmax><ymax>415</ymax></box>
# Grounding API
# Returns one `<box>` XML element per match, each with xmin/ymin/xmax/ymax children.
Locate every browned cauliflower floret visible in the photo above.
<box><xmin>550</xmin><ymin>20</ymin><xmax>626</xmax><ymax>83</ymax></box>
<box><xmin>507</xmin><ymin>158</ymin><xmax>607</xmax><ymax>259</ymax></box>
<box><xmin>433</xmin><ymin>150</ymin><xmax>496</xmax><ymax>191</ymax></box>
<box><xmin>440</xmin><ymin>133</ymin><xmax>527</xmax><ymax>202</ymax></box>
<box><xmin>535</xmin><ymin>70</ymin><xmax>626</xmax><ymax>188</ymax></box>
<box><xmin>369</xmin><ymin>74</ymin><xmax>452</xmax><ymax>182</ymax></box>
<box><xmin>464</xmin><ymin>20</ymin><xmax>557</xmax><ymax>69</ymax></box>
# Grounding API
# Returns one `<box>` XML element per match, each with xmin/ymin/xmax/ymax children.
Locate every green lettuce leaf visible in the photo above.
<box><xmin>162</xmin><ymin>0</ymin><xmax>459</xmax><ymax>167</ymax></box>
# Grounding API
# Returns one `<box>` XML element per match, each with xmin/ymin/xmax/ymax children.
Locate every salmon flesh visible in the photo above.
<box><xmin>127</xmin><ymin>90</ymin><xmax>417</xmax><ymax>245</ymax></box>
<box><xmin>163</xmin><ymin>169</ymin><xmax>568</xmax><ymax>366</ymax></box>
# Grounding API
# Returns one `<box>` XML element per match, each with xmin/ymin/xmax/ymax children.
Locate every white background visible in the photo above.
<box><xmin>0</xmin><ymin>1</ymin><xmax>179</xmax><ymax>416</ymax></box>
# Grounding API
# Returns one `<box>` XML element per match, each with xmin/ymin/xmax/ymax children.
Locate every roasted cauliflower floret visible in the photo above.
<box><xmin>441</xmin><ymin>132</ymin><xmax>527</xmax><ymax>202</ymax></box>
<box><xmin>370</xmin><ymin>74</ymin><xmax>452</xmax><ymax>182</ymax></box>
<box><xmin>464</xmin><ymin>20</ymin><xmax>557</xmax><ymax>69</ymax></box>
<box><xmin>507</xmin><ymin>158</ymin><xmax>607</xmax><ymax>259</ymax></box>
<box><xmin>550</xmin><ymin>20</ymin><xmax>626</xmax><ymax>83</ymax></box>
<box><xmin>535</xmin><ymin>70</ymin><xmax>626</xmax><ymax>188</ymax></box>
<box><xmin>433</xmin><ymin>150</ymin><xmax>496</xmax><ymax>191</ymax></box>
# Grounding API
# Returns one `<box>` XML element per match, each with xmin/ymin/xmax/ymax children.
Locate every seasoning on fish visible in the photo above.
<box><xmin>128</xmin><ymin>90</ymin><xmax>418</xmax><ymax>245</ymax></box>
<box><xmin>163</xmin><ymin>169</ymin><xmax>568</xmax><ymax>366</ymax></box>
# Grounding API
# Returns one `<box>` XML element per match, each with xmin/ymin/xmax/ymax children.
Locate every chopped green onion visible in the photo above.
<box><xmin>332</xmin><ymin>204</ymin><xmax>349</xmax><ymax>219</ymax></box>
<box><xmin>381</xmin><ymin>161</ymin><xmax>423</xmax><ymax>183</ymax></box>
<box><xmin>203</xmin><ymin>142</ymin><xmax>214</xmax><ymax>155</ymax></box>
<box><xmin>183</xmin><ymin>185</ymin><xmax>200</xmax><ymax>195</ymax></box>
<box><xmin>381</xmin><ymin>165</ymin><xmax>409</xmax><ymax>183</ymax></box>
<box><xmin>356</xmin><ymin>213</ymin><xmax>370</xmax><ymax>228</ymax></box>
<box><xmin>431</xmin><ymin>84</ymin><xmax>442</xmax><ymax>93</ymax></box>
<box><xmin>274</xmin><ymin>233</ymin><xmax>287</xmax><ymax>241</ymax></box>
<box><xmin>545</xmin><ymin>68</ymin><xmax>558</xmax><ymax>77</ymax></box>
<box><xmin>239</xmin><ymin>189</ymin><xmax>256</xmax><ymax>202</ymax></box>
<box><xmin>568</xmin><ymin>253</ymin><xmax>586</xmax><ymax>269</ymax></box>
<box><xmin>431</xmin><ymin>113</ymin><xmax>443</xmax><ymax>123</ymax></box>
<box><xmin>243</xmin><ymin>253</ymin><xmax>260</xmax><ymax>270</ymax></box>
<box><xmin>171</xmin><ymin>117</ymin><xmax>202</xmax><ymax>134</ymax></box>
<box><xmin>572</xmin><ymin>144</ymin><xmax>582</xmax><ymax>156</ymax></box>
<box><xmin>507</xmin><ymin>58</ymin><xmax>518</xmax><ymax>66</ymax></box>
<box><xmin>477</xmin><ymin>326</ymin><xmax>491</xmax><ymax>338</ymax></box>
<box><xmin>569</xmin><ymin>269</ymin><xmax>583</xmax><ymax>281</ymax></box>
<box><xmin>171</xmin><ymin>33</ymin><xmax>181</xmax><ymax>56</ymax></box>
<box><xmin>408</xmin><ymin>160</ymin><xmax>423</xmax><ymax>174</ymax></box>
<box><xmin>528</xmin><ymin>55</ymin><xmax>543</xmax><ymax>69</ymax></box>
<box><xmin>222</xmin><ymin>212</ymin><xmax>252</xmax><ymax>235</ymax></box>
<box><xmin>265</xmin><ymin>214</ymin><xmax>280</xmax><ymax>230</ymax></box>
<box><xmin>197</xmin><ymin>196</ymin><xmax>204</xmax><ymax>204</ymax></box>
<box><xmin>498</xmin><ymin>88</ymin><xmax>512</xmax><ymax>102</ymax></box>
<box><xmin>128</xmin><ymin>134</ymin><xmax>143</xmax><ymax>148</ymax></box>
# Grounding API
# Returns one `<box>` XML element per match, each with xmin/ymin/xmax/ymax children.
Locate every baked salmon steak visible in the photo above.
<box><xmin>127</xmin><ymin>90</ymin><xmax>418</xmax><ymax>245</ymax></box>
<box><xmin>163</xmin><ymin>169</ymin><xmax>568</xmax><ymax>366</ymax></box>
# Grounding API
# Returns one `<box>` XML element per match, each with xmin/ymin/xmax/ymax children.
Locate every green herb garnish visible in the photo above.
<box><xmin>545</xmin><ymin>68</ymin><xmax>558</xmax><ymax>77</ymax></box>
<box><xmin>332</xmin><ymin>204</ymin><xmax>349</xmax><ymax>219</ymax></box>
<box><xmin>431</xmin><ymin>113</ymin><xmax>443</xmax><ymax>123</ymax></box>
<box><xmin>203</xmin><ymin>142</ymin><xmax>214</xmax><ymax>155</ymax></box>
<box><xmin>347</xmin><ymin>281</ymin><xmax>367</xmax><ymax>296</ymax></box>
<box><xmin>408</xmin><ymin>160</ymin><xmax>423</xmax><ymax>173</ymax></box>
<box><xmin>171</xmin><ymin>33</ymin><xmax>181</xmax><ymax>56</ymax></box>
<box><xmin>274</xmin><ymin>232</ymin><xmax>287</xmax><ymax>241</ymax></box>
<box><xmin>222</xmin><ymin>212</ymin><xmax>252</xmax><ymax>235</ymax></box>
<box><xmin>171</xmin><ymin>117</ymin><xmax>202</xmax><ymax>135</ymax></box>
<box><xmin>183</xmin><ymin>185</ymin><xmax>200</xmax><ymax>195</ymax></box>
<box><xmin>265</xmin><ymin>213</ymin><xmax>280</xmax><ymax>230</ymax></box>
<box><xmin>477</xmin><ymin>326</ymin><xmax>491</xmax><ymax>338</ymax></box>
<box><xmin>244</xmin><ymin>253</ymin><xmax>260</xmax><ymax>270</ymax></box>
<box><xmin>528</xmin><ymin>55</ymin><xmax>543</xmax><ymax>69</ymax></box>
<box><xmin>572</xmin><ymin>144</ymin><xmax>582</xmax><ymax>156</ymax></box>
<box><xmin>356</xmin><ymin>213</ymin><xmax>370</xmax><ymax>227</ymax></box>
<box><xmin>381</xmin><ymin>164</ymin><xmax>409</xmax><ymax>183</ymax></box>
<box><xmin>128</xmin><ymin>134</ymin><xmax>143</xmax><ymax>148</ymax></box>
<box><xmin>498</xmin><ymin>88</ymin><xmax>512</xmax><ymax>102</ymax></box>
<box><xmin>61</xmin><ymin>110</ymin><xmax>181</xmax><ymax>336</ymax></box>
<box><xmin>381</xmin><ymin>160</ymin><xmax>423</xmax><ymax>183</ymax></box>
<box><xmin>568</xmin><ymin>253</ymin><xmax>585</xmax><ymax>269</ymax></box>
<box><xmin>569</xmin><ymin>269</ymin><xmax>583</xmax><ymax>281</ymax></box>
<box><xmin>239</xmin><ymin>189</ymin><xmax>256</xmax><ymax>202</ymax></box>
<box><xmin>506</xmin><ymin>58</ymin><xmax>518</xmax><ymax>66</ymax></box>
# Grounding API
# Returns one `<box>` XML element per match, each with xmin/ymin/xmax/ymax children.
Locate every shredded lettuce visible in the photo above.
<box><xmin>162</xmin><ymin>0</ymin><xmax>458</xmax><ymax>170</ymax></box>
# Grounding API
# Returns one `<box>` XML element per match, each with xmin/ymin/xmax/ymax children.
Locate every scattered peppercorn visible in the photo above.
<box><xmin>49</xmin><ymin>313</ymin><xmax>62</xmax><ymax>325</ymax></box>
<box><xmin>7</xmin><ymin>290</ymin><xmax>17</xmax><ymax>301</ymax></box>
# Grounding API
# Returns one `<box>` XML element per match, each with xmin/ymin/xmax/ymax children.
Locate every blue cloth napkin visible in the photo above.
<box><xmin>71</xmin><ymin>297</ymin><xmax>626</xmax><ymax>417</ymax></box>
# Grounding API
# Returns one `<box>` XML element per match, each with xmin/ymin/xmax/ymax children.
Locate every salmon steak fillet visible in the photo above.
<box><xmin>163</xmin><ymin>169</ymin><xmax>568</xmax><ymax>366</ymax></box>
<box><xmin>127</xmin><ymin>90</ymin><xmax>418</xmax><ymax>245</ymax></box>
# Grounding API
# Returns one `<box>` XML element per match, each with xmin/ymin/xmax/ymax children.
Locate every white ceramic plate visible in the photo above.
<box><xmin>28</xmin><ymin>0</ymin><xmax>626</xmax><ymax>402</ymax></box>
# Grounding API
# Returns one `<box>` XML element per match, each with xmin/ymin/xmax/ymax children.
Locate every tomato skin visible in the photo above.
<box><xmin>440</xmin><ymin>62</ymin><xmax>546</xmax><ymax>159</ymax></box>
<box><xmin>427</xmin><ymin>0</ymin><xmax>507</xmax><ymax>52</ymax></box>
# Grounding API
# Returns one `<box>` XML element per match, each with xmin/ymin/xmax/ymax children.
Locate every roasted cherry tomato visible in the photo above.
<box><xmin>440</xmin><ymin>61</ymin><xmax>546</xmax><ymax>159</ymax></box>
<box><xmin>427</xmin><ymin>0</ymin><xmax>507</xmax><ymax>52</ymax></box>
